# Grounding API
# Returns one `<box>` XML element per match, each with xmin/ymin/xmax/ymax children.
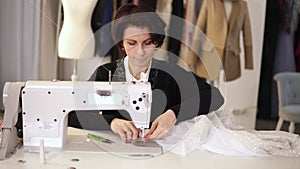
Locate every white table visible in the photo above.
<box><xmin>1</xmin><ymin>128</ymin><xmax>300</xmax><ymax>169</ymax></box>
<box><xmin>1</xmin><ymin>147</ymin><xmax>300</xmax><ymax>169</ymax></box>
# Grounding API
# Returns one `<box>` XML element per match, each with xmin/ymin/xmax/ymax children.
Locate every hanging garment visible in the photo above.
<box><xmin>167</xmin><ymin>0</ymin><xmax>184</xmax><ymax>64</ymax></box>
<box><xmin>186</xmin><ymin>0</ymin><xmax>253</xmax><ymax>81</ymax></box>
<box><xmin>295</xmin><ymin>12</ymin><xmax>300</xmax><ymax>72</ymax></box>
<box><xmin>158</xmin><ymin>110</ymin><xmax>300</xmax><ymax>157</ymax></box>
<box><xmin>271</xmin><ymin>0</ymin><xmax>296</xmax><ymax>118</ymax></box>
<box><xmin>257</xmin><ymin>0</ymin><xmax>282</xmax><ymax>119</ymax></box>
<box><xmin>156</xmin><ymin>0</ymin><xmax>172</xmax><ymax>16</ymax></box>
<box><xmin>139</xmin><ymin>0</ymin><xmax>157</xmax><ymax>10</ymax></box>
<box><xmin>91</xmin><ymin>0</ymin><xmax>106</xmax><ymax>32</ymax></box>
<box><xmin>155</xmin><ymin>0</ymin><xmax>173</xmax><ymax>61</ymax></box>
<box><xmin>99</xmin><ymin>0</ymin><xmax>114</xmax><ymax>57</ymax></box>
<box><xmin>155</xmin><ymin>0</ymin><xmax>184</xmax><ymax>63</ymax></box>
<box><xmin>271</xmin><ymin>0</ymin><xmax>296</xmax><ymax>75</ymax></box>
<box><xmin>179</xmin><ymin>0</ymin><xmax>203</xmax><ymax>63</ymax></box>
<box><xmin>296</xmin><ymin>40</ymin><xmax>300</xmax><ymax>72</ymax></box>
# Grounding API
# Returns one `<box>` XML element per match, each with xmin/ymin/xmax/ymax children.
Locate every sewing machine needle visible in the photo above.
<box><xmin>141</xmin><ymin>128</ymin><xmax>145</xmax><ymax>139</ymax></box>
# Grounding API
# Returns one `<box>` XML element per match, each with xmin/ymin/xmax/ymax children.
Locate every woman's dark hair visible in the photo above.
<box><xmin>111</xmin><ymin>4</ymin><xmax>166</xmax><ymax>56</ymax></box>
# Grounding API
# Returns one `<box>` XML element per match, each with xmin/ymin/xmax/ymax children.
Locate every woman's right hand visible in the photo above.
<box><xmin>110</xmin><ymin>118</ymin><xmax>141</xmax><ymax>141</ymax></box>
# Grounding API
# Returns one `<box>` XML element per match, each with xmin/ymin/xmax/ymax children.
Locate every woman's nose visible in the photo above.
<box><xmin>137</xmin><ymin>45</ymin><xmax>145</xmax><ymax>56</ymax></box>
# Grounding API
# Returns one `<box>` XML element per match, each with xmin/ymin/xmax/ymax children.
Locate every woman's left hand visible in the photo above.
<box><xmin>146</xmin><ymin>109</ymin><xmax>176</xmax><ymax>139</ymax></box>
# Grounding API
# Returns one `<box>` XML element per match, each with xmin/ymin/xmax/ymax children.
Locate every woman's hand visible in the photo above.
<box><xmin>110</xmin><ymin>118</ymin><xmax>141</xmax><ymax>141</ymax></box>
<box><xmin>146</xmin><ymin>109</ymin><xmax>176</xmax><ymax>140</ymax></box>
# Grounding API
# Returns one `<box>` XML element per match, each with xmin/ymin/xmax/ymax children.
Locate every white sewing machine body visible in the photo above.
<box><xmin>0</xmin><ymin>81</ymin><xmax>152</xmax><ymax>159</ymax></box>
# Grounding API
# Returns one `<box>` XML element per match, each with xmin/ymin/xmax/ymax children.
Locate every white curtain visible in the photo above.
<box><xmin>0</xmin><ymin>0</ymin><xmax>60</xmax><ymax>110</ymax></box>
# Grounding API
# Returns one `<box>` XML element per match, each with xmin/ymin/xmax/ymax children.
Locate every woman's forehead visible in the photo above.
<box><xmin>123</xmin><ymin>26</ymin><xmax>151</xmax><ymax>39</ymax></box>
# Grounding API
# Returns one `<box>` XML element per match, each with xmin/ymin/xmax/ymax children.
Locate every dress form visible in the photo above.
<box><xmin>58</xmin><ymin>0</ymin><xmax>97</xmax><ymax>81</ymax></box>
<box><xmin>58</xmin><ymin>0</ymin><xmax>97</xmax><ymax>60</ymax></box>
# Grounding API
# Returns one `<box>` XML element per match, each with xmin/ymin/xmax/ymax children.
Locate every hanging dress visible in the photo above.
<box><xmin>271</xmin><ymin>0</ymin><xmax>296</xmax><ymax>117</ymax></box>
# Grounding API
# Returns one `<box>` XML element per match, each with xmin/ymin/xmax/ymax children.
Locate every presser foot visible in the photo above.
<box><xmin>125</xmin><ymin>138</ymin><xmax>160</xmax><ymax>148</ymax></box>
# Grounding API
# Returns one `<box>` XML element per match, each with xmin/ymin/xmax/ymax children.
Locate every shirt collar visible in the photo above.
<box><xmin>124</xmin><ymin>56</ymin><xmax>152</xmax><ymax>82</ymax></box>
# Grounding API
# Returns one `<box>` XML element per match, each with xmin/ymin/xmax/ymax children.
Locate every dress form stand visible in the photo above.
<box><xmin>58</xmin><ymin>0</ymin><xmax>98</xmax><ymax>81</ymax></box>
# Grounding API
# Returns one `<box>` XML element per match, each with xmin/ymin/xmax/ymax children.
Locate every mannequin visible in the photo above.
<box><xmin>58</xmin><ymin>0</ymin><xmax>98</xmax><ymax>81</ymax></box>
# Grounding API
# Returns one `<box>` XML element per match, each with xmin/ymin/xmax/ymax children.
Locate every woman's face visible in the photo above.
<box><xmin>122</xmin><ymin>26</ymin><xmax>156</xmax><ymax>70</ymax></box>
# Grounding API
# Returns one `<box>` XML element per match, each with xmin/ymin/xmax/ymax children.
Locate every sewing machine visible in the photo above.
<box><xmin>1</xmin><ymin>83</ymin><xmax>300</xmax><ymax>169</ymax></box>
<box><xmin>0</xmin><ymin>81</ymin><xmax>152</xmax><ymax>160</ymax></box>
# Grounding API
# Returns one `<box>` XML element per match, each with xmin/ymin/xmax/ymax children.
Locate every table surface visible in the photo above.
<box><xmin>2</xmin><ymin>148</ymin><xmax>300</xmax><ymax>169</ymax></box>
<box><xmin>1</xmin><ymin>128</ymin><xmax>300</xmax><ymax>169</ymax></box>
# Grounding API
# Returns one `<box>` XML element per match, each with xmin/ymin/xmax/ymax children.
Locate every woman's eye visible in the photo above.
<box><xmin>144</xmin><ymin>40</ymin><xmax>153</xmax><ymax>46</ymax></box>
<box><xmin>127</xmin><ymin>41</ymin><xmax>136</xmax><ymax>46</ymax></box>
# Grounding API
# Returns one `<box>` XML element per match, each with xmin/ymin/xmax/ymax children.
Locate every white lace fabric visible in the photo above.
<box><xmin>157</xmin><ymin>110</ymin><xmax>300</xmax><ymax>157</ymax></box>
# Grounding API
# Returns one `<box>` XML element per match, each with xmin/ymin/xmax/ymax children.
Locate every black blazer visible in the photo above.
<box><xmin>68</xmin><ymin>59</ymin><xmax>224</xmax><ymax>129</ymax></box>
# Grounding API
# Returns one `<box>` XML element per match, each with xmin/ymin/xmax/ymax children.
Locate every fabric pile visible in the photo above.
<box><xmin>158</xmin><ymin>110</ymin><xmax>300</xmax><ymax>157</ymax></box>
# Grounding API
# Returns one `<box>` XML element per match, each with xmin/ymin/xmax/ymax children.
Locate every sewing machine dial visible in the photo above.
<box><xmin>131</xmin><ymin>93</ymin><xmax>150</xmax><ymax>112</ymax></box>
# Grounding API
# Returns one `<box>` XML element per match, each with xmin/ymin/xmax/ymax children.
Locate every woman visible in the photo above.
<box><xmin>75</xmin><ymin>4</ymin><xmax>224</xmax><ymax>140</ymax></box>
